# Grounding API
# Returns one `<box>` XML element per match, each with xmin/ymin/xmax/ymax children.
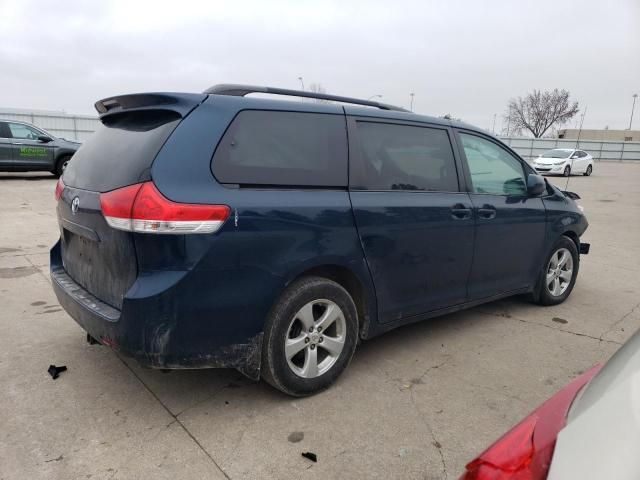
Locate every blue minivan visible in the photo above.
<box><xmin>51</xmin><ymin>85</ymin><xmax>589</xmax><ymax>396</ymax></box>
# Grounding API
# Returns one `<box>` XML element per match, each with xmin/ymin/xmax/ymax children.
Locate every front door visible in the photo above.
<box><xmin>0</xmin><ymin>122</ymin><xmax>13</xmax><ymax>169</ymax></box>
<box><xmin>348</xmin><ymin>117</ymin><xmax>474</xmax><ymax>323</ymax></box>
<box><xmin>8</xmin><ymin>122</ymin><xmax>54</xmax><ymax>170</ymax></box>
<box><xmin>575</xmin><ymin>150</ymin><xmax>588</xmax><ymax>173</ymax></box>
<box><xmin>456</xmin><ymin>131</ymin><xmax>547</xmax><ymax>300</ymax></box>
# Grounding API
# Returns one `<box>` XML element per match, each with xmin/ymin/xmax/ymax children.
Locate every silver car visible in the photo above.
<box><xmin>459</xmin><ymin>327</ymin><xmax>640</xmax><ymax>479</ymax></box>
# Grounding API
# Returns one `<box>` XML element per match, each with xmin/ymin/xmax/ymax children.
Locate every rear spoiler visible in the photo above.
<box><xmin>94</xmin><ymin>93</ymin><xmax>207</xmax><ymax>120</ymax></box>
<box><xmin>562</xmin><ymin>190</ymin><xmax>581</xmax><ymax>200</ymax></box>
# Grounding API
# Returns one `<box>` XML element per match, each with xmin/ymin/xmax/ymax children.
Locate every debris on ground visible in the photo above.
<box><xmin>47</xmin><ymin>365</ymin><xmax>67</xmax><ymax>379</ymax></box>
<box><xmin>301</xmin><ymin>452</ymin><xmax>317</xmax><ymax>462</ymax></box>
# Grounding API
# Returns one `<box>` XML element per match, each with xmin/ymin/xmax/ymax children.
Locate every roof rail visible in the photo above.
<box><xmin>203</xmin><ymin>84</ymin><xmax>409</xmax><ymax>112</ymax></box>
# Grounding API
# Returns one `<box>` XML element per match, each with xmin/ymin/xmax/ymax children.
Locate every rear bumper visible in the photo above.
<box><xmin>50</xmin><ymin>241</ymin><xmax>263</xmax><ymax>379</ymax></box>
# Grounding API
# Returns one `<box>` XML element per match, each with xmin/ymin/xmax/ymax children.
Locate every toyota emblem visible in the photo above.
<box><xmin>71</xmin><ymin>197</ymin><xmax>80</xmax><ymax>215</ymax></box>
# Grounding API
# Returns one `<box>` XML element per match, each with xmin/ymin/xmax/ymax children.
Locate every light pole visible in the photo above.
<box><xmin>629</xmin><ymin>94</ymin><xmax>638</xmax><ymax>130</ymax></box>
<box><xmin>367</xmin><ymin>94</ymin><xmax>382</xmax><ymax>101</ymax></box>
<box><xmin>297</xmin><ymin>77</ymin><xmax>305</xmax><ymax>102</ymax></box>
<box><xmin>492</xmin><ymin>113</ymin><xmax>497</xmax><ymax>134</ymax></box>
<box><xmin>409</xmin><ymin>93</ymin><xmax>415</xmax><ymax>112</ymax></box>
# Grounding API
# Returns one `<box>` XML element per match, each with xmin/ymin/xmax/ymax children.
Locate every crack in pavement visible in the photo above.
<box><xmin>409</xmin><ymin>389</ymin><xmax>448</xmax><ymax>480</ymax></box>
<box><xmin>477</xmin><ymin>310</ymin><xmax>622</xmax><ymax>346</ymax></box>
<box><xmin>23</xmin><ymin>255</ymin><xmax>52</xmax><ymax>285</ymax></box>
<box><xmin>379</xmin><ymin>357</ymin><xmax>451</xmax><ymax>392</ymax></box>
<box><xmin>174</xmin><ymin>390</ymin><xmax>224</xmax><ymax>418</ymax></box>
<box><xmin>116</xmin><ymin>356</ymin><xmax>232</xmax><ymax>480</ymax></box>
<box><xmin>455</xmin><ymin>379</ymin><xmax>528</xmax><ymax>406</ymax></box>
<box><xmin>374</xmin><ymin>358</ymin><xmax>449</xmax><ymax>477</ymax></box>
<box><xmin>599</xmin><ymin>301</ymin><xmax>640</xmax><ymax>342</ymax></box>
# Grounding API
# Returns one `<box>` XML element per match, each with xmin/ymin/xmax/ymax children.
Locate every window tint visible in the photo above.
<box><xmin>8</xmin><ymin>123</ymin><xmax>41</xmax><ymax>140</ymax></box>
<box><xmin>0</xmin><ymin>122</ymin><xmax>10</xmax><ymax>138</ymax></box>
<box><xmin>63</xmin><ymin>111</ymin><xmax>181</xmax><ymax>192</ymax></box>
<box><xmin>212</xmin><ymin>110</ymin><xmax>347</xmax><ymax>187</ymax></box>
<box><xmin>459</xmin><ymin>133</ymin><xmax>527</xmax><ymax>196</ymax></box>
<box><xmin>355</xmin><ymin>122</ymin><xmax>458</xmax><ymax>191</ymax></box>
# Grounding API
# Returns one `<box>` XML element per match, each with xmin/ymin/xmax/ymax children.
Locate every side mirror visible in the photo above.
<box><xmin>570</xmin><ymin>153</ymin><xmax>579</xmax><ymax>159</ymax></box>
<box><xmin>37</xmin><ymin>135</ymin><xmax>53</xmax><ymax>143</ymax></box>
<box><xmin>527</xmin><ymin>174</ymin><xmax>545</xmax><ymax>196</ymax></box>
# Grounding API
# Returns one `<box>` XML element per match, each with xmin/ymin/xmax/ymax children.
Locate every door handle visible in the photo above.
<box><xmin>451</xmin><ymin>203</ymin><xmax>472</xmax><ymax>220</ymax></box>
<box><xmin>478</xmin><ymin>205</ymin><xmax>497</xmax><ymax>220</ymax></box>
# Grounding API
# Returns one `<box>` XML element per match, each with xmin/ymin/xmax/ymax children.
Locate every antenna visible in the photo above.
<box><xmin>565</xmin><ymin>106</ymin><xmax>587</xmax><ymax>191</ymax></box>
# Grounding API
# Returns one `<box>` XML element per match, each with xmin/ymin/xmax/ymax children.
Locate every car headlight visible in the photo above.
<box><xmin>553</xmin><ymin>160</ymin><xmax>566</xmax><ymax>165</ymax></box>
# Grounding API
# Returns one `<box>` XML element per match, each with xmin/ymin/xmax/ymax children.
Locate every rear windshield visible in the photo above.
<box><xmin>211</xmin><ymin>110</ymin><xmax>347</xmax><ymax>187</ymax></box>
<box><xmin>63</xmin><ymin>110</ymin><xmax>181</xmax><ymax>192</ymax></box>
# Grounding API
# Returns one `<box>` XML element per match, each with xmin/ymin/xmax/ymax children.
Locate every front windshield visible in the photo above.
<box><xmin>541</xmin><ymin>149</ymin><xmax>572</xmax><ymax>159</ymax></box>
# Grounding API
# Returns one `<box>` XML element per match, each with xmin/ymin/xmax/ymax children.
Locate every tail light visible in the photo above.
<box><xmin>460</xmin><ymin>365</ymin><xmax>601</xmax><ymax>480</ymax></box>
<box><xmin>100</xmin><ymin>181</ymin><xmax>230</xmax><ymax>234</ymax></box>
<box><xmin>55</xmin><ymin>178</ymin><xmax>65</xmax><ymax>201</ymax></box>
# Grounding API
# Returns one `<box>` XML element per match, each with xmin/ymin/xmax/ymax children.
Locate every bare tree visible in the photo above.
<box><xmin>308</xmin><ymin>83</ymin><xmax>330</xmax><ymax>103</ymax></box>
<box><xmin>505</xmin><ymin>89</ymin><xmax>579</xmax><ymax>138</ymax></box>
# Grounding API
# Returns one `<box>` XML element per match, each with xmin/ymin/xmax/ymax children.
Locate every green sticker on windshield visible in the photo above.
<box><xmin>19</xmin><ymin>147</ymin><xmax>47</xmax><ymax>157</ymax></box>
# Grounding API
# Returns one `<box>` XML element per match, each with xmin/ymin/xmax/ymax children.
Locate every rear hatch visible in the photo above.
<box><xmin>57</xmin><ymin>93</ymin><xmax>205</xmax><ymax>309</ymax></box>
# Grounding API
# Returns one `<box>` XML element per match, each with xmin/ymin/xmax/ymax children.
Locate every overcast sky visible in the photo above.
<box><xmin>1</xmin><ymin>0</ymin><xmax>638</xmax><ymax>131</ymax></box>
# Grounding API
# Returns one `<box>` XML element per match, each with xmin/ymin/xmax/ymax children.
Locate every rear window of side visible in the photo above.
<box><xmin>211</xmin><ymin>110</ymin><xmax>348</xmax><ymax>187</ymax></box>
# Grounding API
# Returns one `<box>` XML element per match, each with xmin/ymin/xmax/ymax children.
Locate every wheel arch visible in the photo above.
<box><xmin>561</xmin><ymin>229</ymin><xmax>580</xmax><ymax>252</ymax></box>
<box><xmin>52</xmin><ymin>151</ymin><xmax>74</xmax><ymax>174</ymax></box>
<box><xmin>283</xmin><ymin>263</ymin><xmax>376</xmax><ymax>339</ymax></box>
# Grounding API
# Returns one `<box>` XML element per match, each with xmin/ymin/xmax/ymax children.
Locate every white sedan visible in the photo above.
<box><xmin>531</xmin><ymin>148</ymin><xmax>594</xmax><ymax>177</ymax></box>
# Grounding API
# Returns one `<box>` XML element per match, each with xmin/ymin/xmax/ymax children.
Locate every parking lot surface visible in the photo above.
<box><xmin>1</xmin><ymin>162</ymin><xmax>639</xmax><ymax>480</ymax></box>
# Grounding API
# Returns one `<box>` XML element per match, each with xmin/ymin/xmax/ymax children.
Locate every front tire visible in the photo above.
<box><xmin>584</xmin><ymin>164</ymin><xmax>592</xmax><ymax>176</ymax></box>
<box><xmin>261</xmin><ymin>276</ymin><xmax>358</xmax><ymax>396</ymax></box>
<box><xmin>53</xmin><ymin>155</ymin><xmax>71</xmax><ymax>178</ymax></box>
<box><xmin>533</xmin><ymin>236</ymin><xmax>579</xmax><ymax>306</ymax></box>
<box><xmin>563</xmin><ymin>165</ymin><xmax>571</xmax><ymax>177</ymax></box>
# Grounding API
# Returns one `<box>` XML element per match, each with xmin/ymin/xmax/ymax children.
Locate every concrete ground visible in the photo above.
<box><xmin>1</xmin><ymin>162</ymin><xmax>639</xmax><ymax>480</ymax></box>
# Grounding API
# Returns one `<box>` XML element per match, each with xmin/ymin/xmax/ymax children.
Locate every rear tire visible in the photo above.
<box><xmin>532</xmin><ymin>236</ymin><xmax>579</xmax><ymax>306</ymax></box>
<box><xmin>563</xmin><ymin>165</ymin><xmax>571</xmax><ymax>177</ymax></box>
<box><xmin>583</xmin><ymin>165</ymin><xmax>592</xmax><ymax>176</ymax></box>
<box><xmin>261</xmin><ymin>276</ymin><xmax>358</xmax><ymax>397</ymax></box>
<box><xmin>53</xmin><ymin>155</ymin><xmax>71</xmax><ymax>178</ymax></box>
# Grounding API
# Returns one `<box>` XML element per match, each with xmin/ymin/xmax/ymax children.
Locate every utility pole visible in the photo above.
<box><xmin>629</xmin><ymin>94</ymin><xmax>638</xmax><ymax>130</ymax></box>
<box><xmin>409</xmin><ymin>93</ymin><xmax>415</xmax><ymax>112</ymax></box>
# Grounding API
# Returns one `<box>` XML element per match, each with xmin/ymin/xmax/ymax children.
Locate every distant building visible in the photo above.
<box><xmin>558</xmin><ymin>128</ymin><xmax>640</xmax><ymax>142</ymax></box>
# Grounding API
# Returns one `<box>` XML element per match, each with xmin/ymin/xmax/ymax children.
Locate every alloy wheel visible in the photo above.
<box><xmin>546</xmin><ymin>248</ymin><xmax>573</xmax><ymax>297</ymax></box>
<box><xmin>285</xmin><ymin>299</ymin><xmax>346</xmax><ymax>378</ymax></box>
